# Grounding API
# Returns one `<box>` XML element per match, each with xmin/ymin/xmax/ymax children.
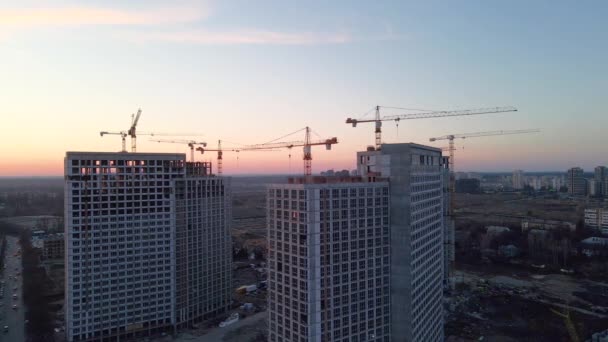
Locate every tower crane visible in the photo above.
<box><xmin>151</xmin><ymin>139</ymin><xmax>207</xmax><ymax>162</ymax></box>
<box><xmin>197</xmin><ymin>140</ymin><xmax>230</xmax><ymax>175</ymax></box>
<box><xmin>196</xmin><ymin>140</ymin><xmax>279</xmax><ymax>175</ymax></box>
<box><xmin>99</xmin><ymin>109</ymin><xmax>143</xmax><ymax>153</ymax></box>
<box><xmin>100</xmin><ymin>131</ymin><xmax>188</xmax><ymax>153</ymax></box>
<box><xmin>99</xmin><ymin>131</ymin><xmax>129</xmax><ymax>152</ymax></box>
<box><xmin>240</xmin><ymin>127</ymin><xmax>338</xmax><ymax>176</ymax></box>
<box><xmin>429</xmin><ymin>129</ymin><xmax>540</xmax><ymax>287</ymax></box>
<box><xmin>128</xmin><ymin>109</ymin><xmax>142</xmax><ymax>152</ymax></box>
<box><xmin>101</xmin><ymin>108</ymin><xmax>196</xmax><ymax>152</ymax></box>
<box><xmin>429</xmin><ymin>128</ymin><xmax>540</xmax><ymax>213</ymax></box>
<box><xmin>346</xmin><ymin>106</ymin><xmax>518</xmax><ymax>150</ymax></box>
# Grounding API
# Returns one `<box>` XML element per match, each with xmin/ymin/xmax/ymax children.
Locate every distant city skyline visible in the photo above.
<box><xmin>1</xmin><ymin>1</ymin><xmax>607</xmax><ymax>176</ymax></box>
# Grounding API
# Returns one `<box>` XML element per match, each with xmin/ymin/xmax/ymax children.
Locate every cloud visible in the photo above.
<box><xmin>0</xmin><ymin>6</ymin><xmax>206</xmax><ymax>27</ymax></box>
<box><xmin>132</xmin><ymin>29</ymin><xmax>352</xmax><ymax>45</ymax></box>
<box><xmin>0</xmin><ymin>5</ymin><xmax>401</xmax><ymax>46</ymax></box>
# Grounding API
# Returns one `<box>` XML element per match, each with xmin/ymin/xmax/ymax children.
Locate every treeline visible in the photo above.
<box><xmin>19</xmin><ymin>229</ymin><xmax>54</xmax><ymax>341</ymax></box>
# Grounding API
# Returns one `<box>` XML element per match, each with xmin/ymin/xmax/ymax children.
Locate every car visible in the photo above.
<box><xmin>3</xmin><ymin>326</ymin><xmax>8</xmax><ymax>332</ymax></box>
<box><xmin>12</xmin><ymin>305</ymin><xmax>17</xmax><ymax>310</ymax></box>
<box><xmin>12</xmin><ymin>294</ymin><xmax>17</xmax><ymax>300</ymax></box>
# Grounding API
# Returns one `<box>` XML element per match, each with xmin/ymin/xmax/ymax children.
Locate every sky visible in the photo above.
<box><xmin>0</xmin><ymin>0</ymin><xmax>607</xmax><ymax>176</ymax></box>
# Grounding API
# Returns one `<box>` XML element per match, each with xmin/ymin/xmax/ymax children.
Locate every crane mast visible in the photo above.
<box><xmin>430</xmin><ymin>129</ymin><xmax>541</xmax><ymax>198</ymax></box>
<box><xmin>217</xmin><ymin>140</ymin><xmax>223</xmax><ymax>176</ymax></box>
<box><xmin>100</xmin><ymin>131</ymin><xmax>128</xmax><ymax>152</ymax></box>
<box><xmin>128</xmin><ymin>109</ymin><xmax>142</xmax><ymax>152</ymax></box>
<box><xmin>303</xmin><ymin>127</ymin><xmax>312</xmax><ymax>176</ymax></box>
<box><xmin>347</xmin><ymin>106</ymin><xmax>518</xmax><ymax>150</ymax></box>
<box><xmin>196</xmin><ymin>140</ymin><xmax>225</xmax><ymax>175</ymax></box>
<box><xmin>430</xmin><ymin>128</ymin><xmax>541</xmax><ymax>202</ymax></box>
<box><xmin>240</xmin><ymin>126</ymin><xmax>338</xmax><ymax>177</ymax></box>
<box><xmin>100</xmin><ymin>129</ymin><xmax>187</xmax><ymax>153</ymax></box>
<box><xmin>429</xmin><ymin>128</ymin><xmax>540</xmax><ymax>287</ymax></box>
<box><xmin>374</xmin><ymin>106</ymin><xmax>381</xmax><ymax>150</ymax></box>
<box><xmin>151</xmin><ymin>139</ymin><xmax>207</xmax><ymax>162</ymax></box>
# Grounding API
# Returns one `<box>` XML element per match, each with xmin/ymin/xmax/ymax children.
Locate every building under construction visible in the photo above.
<box><xmin>64</xmin><ymin>152</ymin><xmax>232</xmax><ymax>341</ymax></box>
<box><xmin>267</xmin><ymin>143</ymin><xmax>449</xmax><ymax>342</ymax></box>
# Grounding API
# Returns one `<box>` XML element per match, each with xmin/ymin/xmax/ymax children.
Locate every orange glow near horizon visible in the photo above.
<box><xmin>0</xmin><ymin>146</ymin><xmax>356</xmax><ymax>177</ymax></box>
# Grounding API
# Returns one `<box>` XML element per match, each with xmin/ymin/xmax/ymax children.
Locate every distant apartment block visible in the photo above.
<box><xmin>589</xmin><ymin>179</ymin><xmax>598</xmax><ymax>196</ymax></box>
<box><xmin>595</xmin><ymin>166</ymin><xmax>608</xmax><ymax>197</ymax></box>
<box><xmin>584</xmin><ymin>208</ymin><xmax>608</xmax><ymax>235</ymax></box>
<box><xmin>593</xmin><ymin>166</ymin><xmax>608</xmax><ymax>195</ymax></box>
<box><xmin>552</xmin><ymin>176</ymin><xmax>564</xmax><ymax>191</ymax></box>
<box><xmin>567</xmin><ymin>167</ymin><xmax>587</xmax><ymax>196</ymax></box>
<box><xmin>529</xmin><ymin>177</ymin><xmax>542</xmax><ymax>191</ymax></box>
<box><xmin>64</xmin><ymin>152</ymin><xmax>231</xmax><ymax>342</ymax></box>
<box><xmin>43</xmin><ymin>233</ymin><xmax>65</xmax><ymax>259</ymax></box>
<box><xmin>267</xmin><ymin>177</ymin><xmax>391</xmax><ymax>342</ymax></box>
<box><xmin>512</xmin><ymin>170</ymin><xmax>524</xmax><ymax>189</ymax></box>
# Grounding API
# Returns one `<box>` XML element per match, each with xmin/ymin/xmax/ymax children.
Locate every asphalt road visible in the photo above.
<box><xmin>0</xmin><ymin>236</ymin><xmax>25</xmax><ymax>342</ymax></box>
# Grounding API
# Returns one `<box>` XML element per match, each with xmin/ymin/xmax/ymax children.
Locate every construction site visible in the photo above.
<box><xmin>446</xmin><ymin>263</ymin><xmax>608</xmax><ymax>341</ymax></box>
<box><xmin>100</xmin><ymin>107</ymin><xmax>576</xmax><ymax>342</ymax></box>
<box><xmin>7</xmin><ymin>105</ymin><xmax>603</xmax><ymax>342</ymax></box>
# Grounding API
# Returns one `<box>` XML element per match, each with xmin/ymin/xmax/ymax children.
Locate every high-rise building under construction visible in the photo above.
<box><xmin>64</xmin><ymin>152</ymin><xmax>232</xmax><ymax>342</ymax></box>
<box><xmin>267</xmin><ymin>143</ymin><xmax>446</xmax><ymax>342</ymax></box>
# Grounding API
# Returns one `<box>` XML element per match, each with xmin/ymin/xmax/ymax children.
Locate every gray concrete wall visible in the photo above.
<box><xmin>382</xmin><ymin>144</ymin><xmax>414</xmax><ymax>341</ymax></box>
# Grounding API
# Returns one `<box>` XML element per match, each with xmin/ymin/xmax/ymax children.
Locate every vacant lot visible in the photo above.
<box><xmin>454</xmin><ymin>193</ymin><xmax>582</xmax><ymax>223</ymax></box>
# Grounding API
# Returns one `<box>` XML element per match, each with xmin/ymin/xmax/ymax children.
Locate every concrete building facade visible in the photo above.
<box><xmin>595</xmin><ymin>166</ymin><xmax>607</xmax><ymax>197</ymax></box>
<box><xmin>357</xmin><ymin>143</ymin><xmax>445</xmax><ymax>342</ymax></box>
<box><xmin>584</xmin><ymin>208</ymin><xmax>608</xmax><ymax>235</ymax></box>
<box><xmin>267</xmin><ymin>178</ymin><xmax>391</xmax><ymax>342</ymax></box>
<box><xmin>567</xmin><ymin>167</ymin><xmax>587</xmax><ymax>196</ymax></box>
<box><xmin>43</xmin><ymin>233</ymin><xmax>65</xmax><ymax>259</ymax></box>
<box><xmin>64</xmin><ymin>152</ymin><xmax>231</xmax><ymax>342</ymax></box>
<box><xmin>174</xmin><ymin>176</ymin><xmax>233</xmax><ymax>328</ymax></box>
<box><xmin>512</xmin><ymin>170</ymin><xmax>524</xmax><ymax>189</ymax></box>
<box><xmin>267</xmin><ymin>143</ymin><xmax>446</xmax><ymax>342</ymax></box>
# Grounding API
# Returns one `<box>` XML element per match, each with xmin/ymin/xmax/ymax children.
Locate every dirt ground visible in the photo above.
<box><xmin>447</xmin><ymin>264</ymin><xmax>608</xmax><ymax>341</ymax></box>
<box><xmin>454</xmin><ymin>193</ymin><xmax>583</xmax><ymax>223</ymax></box>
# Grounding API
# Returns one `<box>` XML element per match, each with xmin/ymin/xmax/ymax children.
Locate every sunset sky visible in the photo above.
<box><xmin>1</xmin><ymin>1</ymin><xmax>606</xmax><ymax>176</ymax></box>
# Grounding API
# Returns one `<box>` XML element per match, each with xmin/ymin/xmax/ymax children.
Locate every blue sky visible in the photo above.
<box><xmin>1</xmin><ymin>1</ymin><xmax>606</xmax><ymax>175</ymax></box>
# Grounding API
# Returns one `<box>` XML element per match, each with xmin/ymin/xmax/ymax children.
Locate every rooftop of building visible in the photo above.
<box><xmin>267</xmin><ymin>176</ymin><xmax>389</xmax><ymax>188</ymax></box>
<box><xmin>65</xmin><ymin>151</ymin><xmax>186</xmax><ymax>159</ymax></box>
<box><xmin>357</xmin><ymin>142</ymin><xmax>443</xmax><ymax>154</ymax></box>
<box><xmin>287</xmin><ymin>175</ymin><xmax>388</xmax><ymax>184</ymax></box>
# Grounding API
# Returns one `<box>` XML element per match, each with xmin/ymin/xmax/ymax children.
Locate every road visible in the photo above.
<box><xmin>0</xmin><ymin>236</ymin><xmax>25</xmax><ymax>342</ymax></box>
